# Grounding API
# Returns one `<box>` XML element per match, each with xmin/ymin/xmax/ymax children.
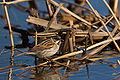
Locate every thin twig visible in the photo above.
<box><xmin>0</xmin><ymin>0</ymin><xmax>31</xmax><ymax>5</ymax></box>
<box><xmin>35</xmin><ymin>31</ymin><xmax>37</xmax><ymax>46</ymax></box>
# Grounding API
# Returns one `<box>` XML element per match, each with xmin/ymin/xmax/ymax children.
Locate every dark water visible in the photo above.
<box><xmin>0</xmin><ymin>0</ymin><xmax>120</xmax><ymax>80</ymax></box>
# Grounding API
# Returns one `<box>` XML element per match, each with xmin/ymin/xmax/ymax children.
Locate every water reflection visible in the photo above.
<box><xmin>17</xmin><ymin>66</ymin><xmax>63</xmax><ymax>80</ymax></box>
<box><xmin>33</xmin><ymin>69</ymin><xmax>62</xmax><ymax>80</ymax></box>
<box><xmin>8</xmin><ymin>48</ymin><xmax>14</xmax><ymax>80</ymax></box>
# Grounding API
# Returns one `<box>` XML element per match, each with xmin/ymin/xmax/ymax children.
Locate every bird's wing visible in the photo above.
<box><xmin>29</xmin><ymin>43</ymin><xmax>54</xmax><ymax>52</ymax></box>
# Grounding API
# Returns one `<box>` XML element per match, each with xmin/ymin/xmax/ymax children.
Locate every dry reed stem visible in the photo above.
<box><xmin>72</xmin><ymin>31</ymin><xmax>76</xmax><ymax>47</ymax></box>
<box><xmin>0</xmin><ymin>0</ymin><xmax>31</xmax><ymax>5</ymax></box>
<box><xmin>35</xmin><ymin>31</ymin><xmax>38</xmax><ymax>73</ymax></box>
<box><xmin>33</xmin><ymin>32</ymin><xmax>57</xmax><ymax>37</ymax></box>
<box><xmin>2</xmin><ymin>0</ymin><xmax>14</xmax><ymax>48</ymax></box>
<box><xmin>35</xmin><ymin>31</ymin><xmax>37</xmax><ymax>46</ymax></box>
<box><xmin>103</xmin><ymin>0</ymin><xmax>120</xmax><ymax>29</ymax></box>
<box><xmin>69</xmin><ymin>37</ymin><xmax>73</xmax><ymax>52</ymax></box>
<box><xmin>86</xmin><ymin>0</ymin><xmax>120</xmax><ymax>52</ymax></box>
<box><xmin>49</xmin><ymin>0</ymin><xmax>98</xmax><ymax>29</ymax></box>
<box><xmin>26</xmin><ymin>16</ymin><xmax>70</xmax><ymax>30</ymax></box>
<box><xmin>62</xmin><ymin>32</ymin><xmax>70</xmax><ymax>52</ymax></box>
<box><xmin>14</xmin><ymin>51</ymin><xmax>29</xmax><ymax>57</ymax></box>
<box><xmin>0</xmin><ymin>63</ymin><xmax>26</xmax><ymax>70</ymax></box>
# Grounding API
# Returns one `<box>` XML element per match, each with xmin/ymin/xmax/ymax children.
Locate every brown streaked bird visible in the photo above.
<box><xmin>27</xmin><ymin>38</ymin><xmax>61</xmax><ymax>58</ymax></box>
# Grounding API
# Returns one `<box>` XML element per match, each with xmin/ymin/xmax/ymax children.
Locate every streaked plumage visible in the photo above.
<box><xmin>27</xmin><ymin>38</ymin><xmax>61</xmax><ymax>58</ymax></box>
